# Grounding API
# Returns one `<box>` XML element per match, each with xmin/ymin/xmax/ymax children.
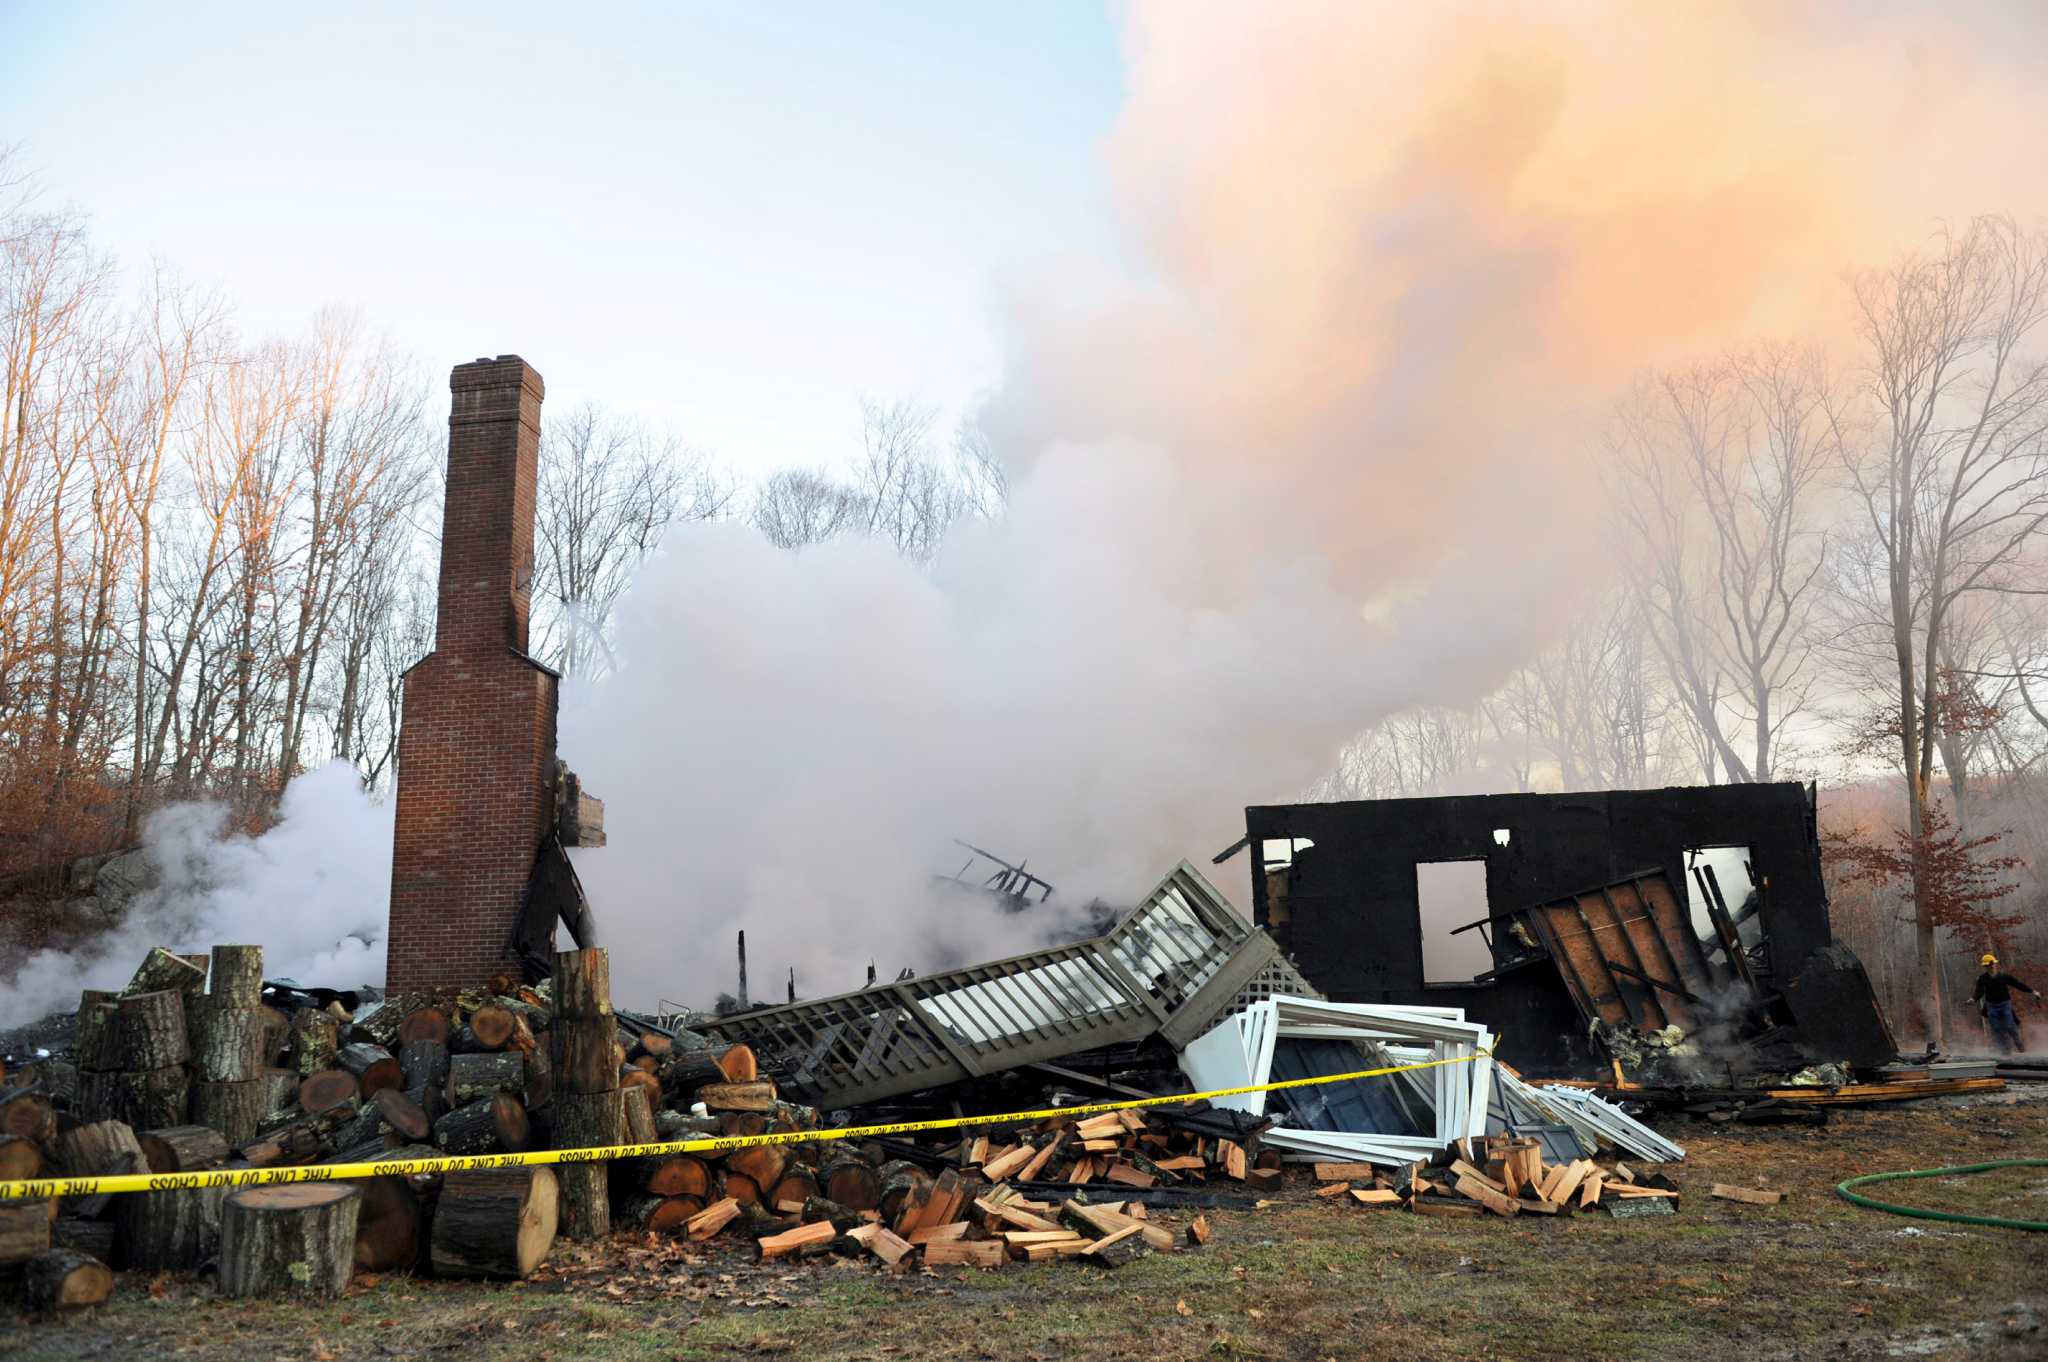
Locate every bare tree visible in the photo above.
<box><xmin>1833</xmin><ymin>215</ymin><xmax>2048</xmax><ymax>1044</ymax></box>
<box><xmin>533</xmin><ymin>403</ymin><xmax>730</xmax><ymax>677</ymax></box>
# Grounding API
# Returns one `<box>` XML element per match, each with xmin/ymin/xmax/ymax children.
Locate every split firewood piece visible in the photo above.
<box><xmin>1079</xmin><ymin>1222</ymin><xmax>1150</xmax><ymax>1267</ymax></box>
<box><xmin>1017</xmin><ymin>1133</ymin><xmax>1067</xmax><ymax>1183</ymax></box>
<box><xmin>336</xmin><ymin>1044</ymin><xmax>403</xmax><ymax>1098</ymax></box>
<box><xmin>1351</xmin><ymin>1189</ymin><xmax>1401</xmax><ymax>1207</ymax></box>
<box><xmin>219</xmin><ymin>1183</ymin><xmax>361</xmax><ymax>1297</ymax></box>
<box><xmin>1454</xmin><ymin>1173</ymin><xmax>1520</xmax><ymax>1218</ymax></box>
<box><xmin>908</xmin><ymin>1221</ymin><xmax>970</xmax><ymax>1245</ymax></box>
<box><xmin>1186</xmin><ymin>1214</ymin><xmax>1211</xmax><ymax>1246</ymax></box>
<box><xmin>1412</xmin><ymin>1197</ymin><xmax>1485</xmax><ymax>1218</ymax></box>
<box><xmin>758</xmin><ymin>1220</ymin><xmax>837</xmax><ymax>1259</ymax></box>
<box><xmin>23</xmin><ymin>1249</ymin><xmax>112</xmax><ymax>1313</ymax></box>
<box><xmin>685</xmin><ymin>1196</ymin><xmax>742</xmax><ymax>1241</ymax></box>
<box><xmin>924</xmin><ymin>1239</ymin><xmax>1004</xmax><ymax>1269</ymax></box>
<box><xmin>1579</xmin><ymin>1174</ymin><xmax>1604</xmax><ymax>1208</ymax></box>
<box><xmin>980</xmin><ymin>1144</ymin><xmax>1036</xmax><ymax>1182</ymax></box>
<box><xmin>715</xmin><ymin>1044</ymin><xmax>758</xmax><ymax>1083</ymax></box>
<box><xmin>1315</xmin><ymin>1181</ymin><xmax>1354</xmax><ymax>1199</ymax></box>
<box><xmin>1709</xmin><ymin>1184</ymin><xmax>1784</xmax><ymax>1206</ymax></box>
<box><xmin>975</xmin><ymin>1197</ymin><xmax>1060</xmax><ymax>1233</ymax></box>
<box><xmin>430</xmin><ymin>1168</ymin><xmax>558</xmax><ymax>1279</ymax></box>
<box><xmin>352</xmin><ymin>1175</ymin><xmax>423</xmax><ymax>1272</ymax></box>
<box><xmin>846</xmin><ymin>1222</ymin><xmax>913</xmax><ymax>1266</ymax></box>
<box><xmin>697</xmin><ymin>1081</ymin><xmax>776</xmax><ymax>1113</ymax></box>
<box><xmin>1313</xmin><ymin>1162</ymin><xmax>1380</xmax><ymax>1182</ymax></box>
<box><xmin>1219</xmin><ymin>1141</ymin><xmax>1248</xmax><ymax>1180</ymax></box>
<box><xmin>1242</xmin><ymin>1167</ymin><xmax>1280</xmax><ymax>1193</ymax></box>
<box><xmin>138</xmin><ymin>1125</ymin><xmax>229</xmax><ymax>1173</ymax></box>
<box><xmin>1548</xmin><ymin>1160</ymin><xmax>1593</xmax><ymax>1207</ymax></box>
<box><xmin>298</xmin><ymin>1069</ymin><xmax>359</xmax><ymax>1116</ymax></box>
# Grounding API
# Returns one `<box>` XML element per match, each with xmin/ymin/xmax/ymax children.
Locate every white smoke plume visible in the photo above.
<box><xmin>1</xmin><ymin>763</ymin><xmax>388</xmax><ymax>1026</ymax></box>
<box><xmin>567</xmin><ymin>2</ymin><xmax>2048</xmax><ymax>1010</ymax></box>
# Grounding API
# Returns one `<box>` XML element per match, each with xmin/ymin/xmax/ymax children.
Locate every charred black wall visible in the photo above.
<box><xmin>1244</xmin><ymin>783</ymin><xmax>1831</xmax><ymax>1073</ymax></box>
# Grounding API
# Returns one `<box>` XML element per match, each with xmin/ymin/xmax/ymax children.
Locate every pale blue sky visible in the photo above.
<box><xmin>1</xmin><ymin>1</ymin><xmax>1126</xmax><ymax>472</ymax></box>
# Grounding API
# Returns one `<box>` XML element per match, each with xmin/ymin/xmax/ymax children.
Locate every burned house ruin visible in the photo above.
<box><xmin>1239</xmin><ymin>783</ymin><xmax>1893</xmax><ymax>1075</ymax></box>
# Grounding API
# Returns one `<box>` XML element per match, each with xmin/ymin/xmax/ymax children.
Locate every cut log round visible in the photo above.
<box><xmin>107</xmin><ymin>1067</ymin><xmax>187</xmax><ymax>1132</ymax></box>
<box><xmin>60</xmin><ymin>1120</ymin><xmax>144</xmax><ymax>1180</ymax></box>
<box><xmin>769</xmin><ymin>1168</ymin><xmax>821</xmax><ymax>1210</ymax></box>
<box><xmin>467</xmin><ymin>1004</ymin><xmax>516</xmax><ymax>1051</ymax></box>
<box><xmin>697</xmin><ymin>1081</ymin><xmax>775</xmax><ymax>1112</ymax></box>
<box><xmin>371</xmin><ymin>1087</ymin><xmax>431</xmax><ymax>1143</ymax></box>
<box><xmin>352</xmin><ymin>1175</ymin><xmax>422</xmax><ymax>1272</ymax></box>
<box><xmin>189</xmin><ymin>1080</ymin><xmax>265</xmax><ymax>1146</ymax></box>
<box><xmin>715</xmin><ymin>1044</ymin><xmax>758</xmax><ymax>1084</ymax></box>
<box><xmin>550</xmin><ymin>947</ymin><xmax>612</xmax><ymax>1018</ymax></box>
<box><xmin>111</xmin><ymin>990</ymin><xmax>188</xmax><ymax>1071</ymax></box>
<box><xmin>124</xmin><ymin>947</ymin><xmax>206</xmax><ymax>998</ymax></box>
<box><xmin>397</xmin><ymin>1008</ymin><xmax>450</xmax><ymax>1046</ymax></box>
<box><xmin>208</xmin><ymin>945</ymin><xmax>265</xmax><ymax>1008</ymax></box>
<box><xmin>73</xmin><ymin>992</ymin><xmax>120</xmax><ymax>1071</ymax></box>
<box><xmin>430</xmin><ymin>1167</ymin><xmax>558</xmax><ymax>1279</ymax></box>
<box><xmin>630</xmin><ymin>1031</ymin><xmax>673</xmax><ymax>1062</ymax></box>
<box><xmin>113</xmin><ymin>1186</ymin><xmax>226</xmax><ymax>1271</ymax></box>
<box><xmin>620</xmin><ymin>1068</ymin><xmax>662</xmax><ymax>1109</ymax></box>
<box><xmin>721</xmin><ymin>1170</ymin><xmax>762</xmax><ymax>1207</ymax></box>
<box><xmin>640</xmin><ymin>1155</ymin><xmax>713</xmax><ymax>1199</ymax></box>
<box><xmin>727</xmin><ymin>1143</ymin><xmax>788</xmax><ymax>1193</ymax></box>
<box><xmin>0</xmin><ymin>1132</ymin><xmax>46</xmax><ymax>1181</ymax></box>
<box><xmin>336</xmin><ymin>1043</ymin><xmax>402</xmax><ymax>1098</ymax></box>
<box><xmin>298</xmin><ymin>1069</ymin><xmax>359</xmax><ymax>1115</ymax></box>
<box><xmin>658</xmin><ymin>1049</ymin><xmax>727</xmax><ymax>1097</ymax></box>
<box><xmin>189</xmin><ymin>1005</ymin><xmax>266</xmax><ymax>1082</ymax></box>
<box><xmin>218</xmin><ymin>1183</ymin><xmax>360</xmax><ymax>1297</ymax></box>
<box><xmin>23</xmin><ymin>1248</ymin><xmax>112</xmax><ymax>1313</ymax></box>
<box><xmin>0</xmin><ymin>1089</ymin><xmax>57</xmax><ymax>1144</ymax></box>
<box><xmin>446</xmin><ymin>1051</ymin><xmax>525</xmax><ymax>1107</ymax></box>
<box><xmin>433</xmin><ymin>1094</ymin><xmax>524</xmax><ymax>1154</ymax></box>
<box><xmin>138</xmin><ymin>1125</ymin><xmax>229</xmax><ymax>1173</ymax></box>
<box><xmin>550</xmin><ymin>1015</ymin><xmax>623</xmax><ymax>1095</ymax></box>
<box><xmin>399</xmin><ymin>1038</ymin><xmax>450</xmax><ymax>1092</ymax></box>
<box><xmin>717</xmin><ymin>1111</ymin><xmax>768</xmax><ymax>1138</ymax></box>
<box><xmin>620</xmin><ymin>1193</ymin><xmax>703</xmax><ymax>1234</ymax></box>
<box><xmin>1</xmin><ymin>1201</ymin><xmax>54</xmax><ymax>1264</ymax></box>
<box><xmin>290</xmin><ymin>1010</ymin><xmax>340</xmax><ymax>1076</ymax></box>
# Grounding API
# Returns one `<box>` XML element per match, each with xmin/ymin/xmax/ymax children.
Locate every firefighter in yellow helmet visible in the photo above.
<box><xmin>1973</xmin><ymin>953</ymin><xmax>2040</xmax><ymax>1054</ymax></box>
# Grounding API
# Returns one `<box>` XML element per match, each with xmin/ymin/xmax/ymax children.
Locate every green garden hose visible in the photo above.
<box><xmin>1836</xmin><ymin>1159</ymin><xmax>2048</xmax><ymax>1231</ymax></box>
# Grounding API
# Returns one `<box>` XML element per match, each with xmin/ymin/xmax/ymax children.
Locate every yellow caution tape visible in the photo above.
<box><xmin>0</xmin><ymin>1048</ymin><xmax>1492</xmax><ymax>1201</ymax></box>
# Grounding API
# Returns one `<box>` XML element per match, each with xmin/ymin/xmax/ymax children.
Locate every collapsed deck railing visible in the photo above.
<box><xmin>696</xmin><ymin>861</ymin><xmax>1293</xmax><ymax>1109</ymax></box>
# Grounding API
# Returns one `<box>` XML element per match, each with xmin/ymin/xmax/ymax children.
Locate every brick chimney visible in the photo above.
<box><xmin>385</xmin><ymin>356</ymin><xmax>560</xmax><ymax>991</ymax></box>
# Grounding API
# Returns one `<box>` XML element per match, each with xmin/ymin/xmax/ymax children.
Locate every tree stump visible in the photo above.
<box><xmin>551</xmin><ymin>1088</ymin><xmax>623</xmax><ymax>1241</ymax></box>
<box><xmin>208</xmin><ymin>945</ymin><xmax>265</xmax><ymax>1008</ymax></box>
<box><xmin>124</xmin><ymin>947</ymin><xmax>206</xmax><ymax>997</ymax></box>
<box><xmin>445</xmin><ymin>1052</ymin><xmax>524</xmax><ymax>1107</ymax></box>
<box><xmin>550</xmin><ymin>947</ymin><xmax>612</xmax><ymax>1019</ymax></box>
<box><xmin>336</xmin><ymin>1043</ymin><xmax>402</xmax><ymax>1097</ymax></box>
<box><xmin>352</xmin><ymin>1175</ymin><xmax>422</xmax><ymax>1272</ymax></box>
<box><xmin>114</xmin><ymin>1185</ymin><xmax>226</xmax><ymax>1271</ymax></box>
<box><xmin>23</xmin><ymin>1249</ymin><xmax>112</xmax><ymax>1313</ymax></box>
<box><xmin>112</xmin><ymin>990</ymin><xmax>188</xmax><ymax>1071</ymax></box>
<box><xmin>190</xmin><ymin>1079</ymin><xmax>267</xmax><ymax>1144</ymax></box>
<box><xmin>190</xmin><ymin>1005</ymin><xmax>267</xmax><ymax>1082</ymax></box>
<box><xmin>138</xmin><ymin>1125</ymin><xmax>229</xmax><ymax>1173</ymax></box>
<box><xmin>430</xmin><ymin>1168</ymin><xmax>558</xmax><ymax>1279</ymax></box>
<box><xmin>549</xmin><ymin>1016</ymin><xmax>622</xmax><ymax>1095</ymax></box>
<box><xmin>218</xmin><ymin>1184</ymin><xmax>360</xmax><ymax>1297</ymax></box>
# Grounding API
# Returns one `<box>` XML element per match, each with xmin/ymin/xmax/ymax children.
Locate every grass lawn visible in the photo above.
<box><xmin>6</xmin><ymin>1092</ymin><xmax>2045</xmax><ymax>1362</ymax></box>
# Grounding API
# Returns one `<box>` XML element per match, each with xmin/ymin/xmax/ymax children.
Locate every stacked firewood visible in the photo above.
<box><xmin>1316</xmin><ymin>1135</ymin><xmax>1682</xmax><ymax>1218</ymax></box>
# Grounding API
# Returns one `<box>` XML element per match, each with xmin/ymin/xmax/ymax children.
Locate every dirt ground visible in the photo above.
<box><xmin>6</xmin><ymin>1091</ymin><xmax>2046</xmax><ymax>1362</ymax></box>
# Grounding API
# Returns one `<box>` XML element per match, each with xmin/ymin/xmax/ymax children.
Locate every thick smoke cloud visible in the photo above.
<box><xmin>566</xmin><ymin>2</ymin><xmax>2048</xmax><ymax>1010</ymax></box>
<box><xmin>2</xmin><ymin>763</ymin><xmax>388</xmax><ymax>1026</ymax></box>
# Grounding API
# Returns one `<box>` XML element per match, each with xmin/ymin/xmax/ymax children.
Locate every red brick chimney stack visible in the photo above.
<box><xmin>385</xmin><ymin>356</ymin><xmax>561</xmax><ymax>992</ymax></box>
